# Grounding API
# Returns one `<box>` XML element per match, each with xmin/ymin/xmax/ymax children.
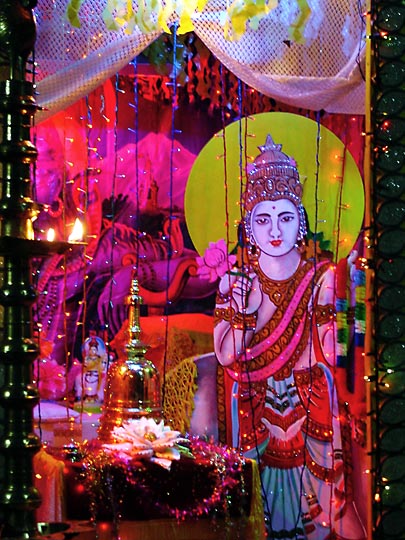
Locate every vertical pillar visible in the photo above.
<box><xmin>0</xmin><ymin>1</ymin><xmax>41</xmax><ymax>538</ymax></box>
<box><xmin>370</xmin><ymin>1</ymin><xmax>405</xmax><ymax>538</ymax></box>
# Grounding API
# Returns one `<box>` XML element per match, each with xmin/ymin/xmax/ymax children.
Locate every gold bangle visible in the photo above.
<box><xmin>214</xmin><ymin>306</ymin><xmax>236</xmax><ymax>326</ymax></box>
<box><xmin>214</xmin><ymin>306</ymin><xmax>257</xmax><ymax>331</ymax></box>
<box><xmin>231</xmin><ymin>311</ymin><xmax>257</xmax><ymax>331</ymax></box>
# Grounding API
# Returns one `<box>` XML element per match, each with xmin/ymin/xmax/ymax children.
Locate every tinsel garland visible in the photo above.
<box><xmin>79</xmin><ymin>436</ymin><xmax>249</xmax><ymax>526</ymax></box>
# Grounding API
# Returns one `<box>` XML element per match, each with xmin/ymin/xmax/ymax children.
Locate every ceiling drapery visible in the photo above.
<box><xmin>34</xmin><ymin>0</ymin><xmax>366</xmax><ymax>121</ymax></box>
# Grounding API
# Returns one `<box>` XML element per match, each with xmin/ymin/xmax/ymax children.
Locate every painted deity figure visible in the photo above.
<box><xmin>75</xmin><ymin>336</ymin><xmax>108</xmax><ymax>402</ymax></box>
<box><xmin>214</xmin><ymin>136</ymin><xmax>366</xmax><ymax>539</ymax></box>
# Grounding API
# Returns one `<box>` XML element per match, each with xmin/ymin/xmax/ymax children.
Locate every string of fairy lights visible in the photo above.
<box><xmin>131</xmin><ymin>56</ymin><xmax>141</xmax><ymax>281</ymax></box>
<box><xmin>297</xmin><ymin>112</ymin><xmax>321</xmax><ymax>535</ymax></box>
<box><xmin>103</xmin><ymin>72</ymin><xmax>120</xmax><ymax>360</ymax></box>
<box><xmin>233</xmin><ymin>78</ymin><xmax>275</xmax><ymax>529</ymax></box>
<box><xmin>161</xmin><ymin>24</ymin><xmax>180</xmax><ymax>412</ymax></box>
<box><xmin>28</xmin><ymin>11</ymin><xmax>380</xmax><ymax>536</ymax></box>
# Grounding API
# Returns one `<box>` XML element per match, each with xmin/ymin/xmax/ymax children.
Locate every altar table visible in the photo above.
<box><xmin>34</xmin><ymin>447</ymin><xmax>266</xmax><ymax>540</ymax></box>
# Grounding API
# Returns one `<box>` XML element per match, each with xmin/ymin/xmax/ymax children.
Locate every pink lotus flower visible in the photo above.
<box><xmin>196</xmin><ymin>239</ymin><xmax>236</xmax><ymax>283</ymax></box>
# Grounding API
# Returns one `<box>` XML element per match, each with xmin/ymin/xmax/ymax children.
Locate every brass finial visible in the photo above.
<box><xmin>126</xmin><ymin>276</ymin><xmax>147</xmax><ymax>355</ymax></box>
<box><xmin>98</xmin><ymin>274</ymin><xmax>162</xmax><ymax>442</ymax></box>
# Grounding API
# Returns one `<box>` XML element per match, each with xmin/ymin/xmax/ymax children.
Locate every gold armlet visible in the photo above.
<box><xmin>231</xmin><ymin>311</ymin><xmax>257</xmax><ymax>331</ymax></box>
<box><xmin>214</xmin><ymin>307</ymin><xmax>257</xmax><ymax>331</ymax></box>
<box><xmin>216</xmin><ymin>290</ymin><xmax>232</xmax><ymax>304</ymax></box>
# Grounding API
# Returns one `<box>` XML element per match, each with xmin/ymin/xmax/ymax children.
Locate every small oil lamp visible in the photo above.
<box><xmin>98</xmin><ymin>275</ymin><xmax>162</xmax><ymax>442</ymax></box>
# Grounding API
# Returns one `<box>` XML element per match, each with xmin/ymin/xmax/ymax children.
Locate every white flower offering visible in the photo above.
<box><xmin>102</xmin><ymin>417</ymin><xmax>190</xmax><ymax>470</ymax></box>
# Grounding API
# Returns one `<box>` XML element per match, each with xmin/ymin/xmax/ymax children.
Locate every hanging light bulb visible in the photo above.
<box><xmin>98</xmin><ymin>275</ymin><xmax>162</xmax><ymax>442</ymax></box>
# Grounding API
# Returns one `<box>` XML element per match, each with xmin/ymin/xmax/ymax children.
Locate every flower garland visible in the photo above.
<box><xmin>335</xmin><ymin>254</ymin><xmax>366</xmax><ymax>367</ymax></box>
<box><xmin>336</xmin><ymin>257</ymin><xmax>349</xmax><ymax>365</ymax></box>
<box><xmin>353</xmin><ymin>264</ymin><xmax>366</xmax><ymax>347</ymax></box>
<box><xmin>65</xmin><ymin>0</ymin><xmax>312</xmax><ymax>42</ymax></box>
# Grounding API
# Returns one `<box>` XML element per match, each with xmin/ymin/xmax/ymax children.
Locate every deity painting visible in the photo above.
<box><xmin>74</xmin><ymin>336</ymin><xmax>108</xmax><ymax>403</ymax></box>
<box><xmin>212</xmin><ymin>133</ymin><xmax>366</xmax><ymax>539</ymax></box>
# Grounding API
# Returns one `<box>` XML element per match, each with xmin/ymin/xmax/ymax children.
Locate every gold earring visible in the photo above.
<box><xmin>248</xmin><ymin>243</ymin><xmax>260</xmax><ymax>262</ymax></box>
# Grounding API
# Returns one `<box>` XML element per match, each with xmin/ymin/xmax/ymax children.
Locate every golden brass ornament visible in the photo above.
<box><xmin>98</xmin><ymin>276</ymin><xmax>162</xmax><ymax>442</ymax></box>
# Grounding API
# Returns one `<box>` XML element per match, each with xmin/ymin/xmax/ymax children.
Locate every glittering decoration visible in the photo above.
<box><xmin>78</xmin><ymin>436</ymin><xmax>249</xmax><ymax>526</ymax></box>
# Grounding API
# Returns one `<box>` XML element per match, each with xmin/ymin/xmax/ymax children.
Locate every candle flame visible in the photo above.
<box><xmin>46</xmin><ymin>228</ymin><xmax>56</xmax><ymax>242</ymax></box>
<box><xmin>68</xmin><ymin>218</ymin><xmax>84</xmax><ymax>242</ymax></box>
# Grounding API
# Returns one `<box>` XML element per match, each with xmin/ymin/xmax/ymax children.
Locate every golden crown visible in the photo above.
<box><xmin>244</xmin><ymin>134</ymin><xmax>307</xmax><ymax>241</ymax></box>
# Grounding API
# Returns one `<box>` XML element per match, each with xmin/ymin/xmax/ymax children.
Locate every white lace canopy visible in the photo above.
<box><xmin>34</xmin><ymin>0</ymin><xmax>366</xmax><ymax>121</ymax></box>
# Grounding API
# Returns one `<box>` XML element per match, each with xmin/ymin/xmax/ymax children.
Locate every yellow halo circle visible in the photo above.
<box><xmin>185</xmin><ymin>112</ymin><xmax>364</xmax><ymax>261</ymax></box>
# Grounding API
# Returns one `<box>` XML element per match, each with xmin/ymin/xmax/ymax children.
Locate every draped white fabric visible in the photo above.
<box><xmin>34</xmin><ymin>0</ymin><xmax>366</xmax><ymax>122</ymax></box>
